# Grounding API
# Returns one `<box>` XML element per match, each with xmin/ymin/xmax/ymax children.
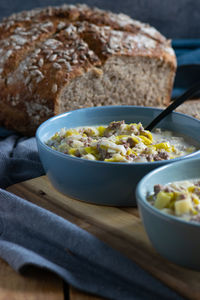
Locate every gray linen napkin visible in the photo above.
<box><xmin>0</xmin><ymin>131</ymin><xmax>185</xmax><ymax>300</ymax></box>
<box><xmin>0</xmin><ymin>188</ymin><xmax>184</xmax><ymax>300</ymax></box>
<box><xmin>0</xmin><ymin>134</ymin><xmax>44</xmax><ymax>188</ymax></box>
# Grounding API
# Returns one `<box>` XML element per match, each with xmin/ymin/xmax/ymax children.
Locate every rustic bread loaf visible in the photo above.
<box><xmin>0</xmin><ymin>4</ymin><xmax>176</xmax><ymax>135</ymax></box>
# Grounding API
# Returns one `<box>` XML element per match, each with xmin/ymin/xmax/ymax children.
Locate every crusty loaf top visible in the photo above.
<box><xmin>0</xmin><ymin>4</ymin><xmax>176</xmax><ymax>132</ymax></box>
<box><xmin>0</xmin><ymin>4</ymin><xmax>167</xmax><ymax>42</ymax></box>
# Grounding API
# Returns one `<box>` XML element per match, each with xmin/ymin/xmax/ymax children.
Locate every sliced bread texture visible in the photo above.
<box><xmin>0</xmin><ymin>4</ymin><xmax>176</xmax><ymax>135</ymax></box>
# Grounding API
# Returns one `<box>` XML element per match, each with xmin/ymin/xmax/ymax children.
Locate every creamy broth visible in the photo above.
<box><xmin>148</xmin><ymin>179</ymin><xmax>200</xmax><ymax>222</ymax></box>
<box><xmin>46</xmin><ymin>121</ymin><xmax>198</xmax><ymax>163</ymax></box>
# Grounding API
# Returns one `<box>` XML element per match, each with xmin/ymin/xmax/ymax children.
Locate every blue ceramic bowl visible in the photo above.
<box><xmin>136</xmin><ymin>157</ymin><xmax>200</xmax><ymax>270</ymax></box>
<box><xmin>36</xmin><ymin>105</ymin><xmax>200</xmax><ymax>206</ymax></box>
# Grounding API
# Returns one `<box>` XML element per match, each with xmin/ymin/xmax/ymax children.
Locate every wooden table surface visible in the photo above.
<box><xmin>0</xmin><ymin>256</ymin><xmax>104</xmax><ymax>299</ymax></box>
<box><xmin>0</xmin><ymin>217</ymin><xmax>104</xmax><ymax>300</ymax></box>
<box><xmin>4</xmin><ymin>174</ymin><xmax>200</xmax><ymax>300</ymax></box>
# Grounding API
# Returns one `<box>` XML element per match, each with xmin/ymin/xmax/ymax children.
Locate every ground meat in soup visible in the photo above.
<box><xmin>46</xmin><ymin>121</ymin><xmax>197</xmax><ymax>163</ymax></box>
<box><xmin>148</xmin><ymin>179</ymin><xmax>200</xmax><ymax>223</ymax></box>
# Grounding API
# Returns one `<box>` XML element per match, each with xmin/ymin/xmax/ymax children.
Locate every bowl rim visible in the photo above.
<box><xmin>36</xmin><ymin>105</ymin><xmax>200</xmax><ymax>166</ymax></box>
<box><xmin>136</xmin><ymin>157</ymin><xmax>200</xmax><ymax>228</ymax></box>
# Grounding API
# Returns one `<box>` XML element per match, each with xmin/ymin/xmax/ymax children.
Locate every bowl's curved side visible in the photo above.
<box><xmin>138</xmin><ymin>199</ymin><xmax>200</xmax><ymax>270</ymax></box>
<box><xmin>37</xmin><ymin>138</ymin><xmax>164</xmax><ymax>206</ymax></box>
<box><xmin>136</xmin><ymin>158</ymin><xmax>200</xmax><ymax>270</ymax></box>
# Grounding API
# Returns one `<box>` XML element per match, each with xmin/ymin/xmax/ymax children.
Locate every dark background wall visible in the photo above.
<box><xmin>0</xmin><ymin>0</ymin><xmax>199</xmax><ymax>39</ymax></box>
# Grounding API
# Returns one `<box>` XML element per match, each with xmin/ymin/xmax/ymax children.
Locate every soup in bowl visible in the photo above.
<box><xmin>136</xmin><ymin>157</ymin><xmax>200</xmax><ymax>270</ymax></box>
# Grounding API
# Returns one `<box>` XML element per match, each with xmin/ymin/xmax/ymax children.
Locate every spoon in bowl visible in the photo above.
<box><xmin>145</xmin><ymin>81</ymin><xmax>200</xmax><ymax>131</ymax></box>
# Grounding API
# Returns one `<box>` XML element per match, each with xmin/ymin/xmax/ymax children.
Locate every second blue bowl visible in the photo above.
<box><xmin>136</xmin><ymin>157</ymin><xmax>200</xmax><ymax>270</ymax></box>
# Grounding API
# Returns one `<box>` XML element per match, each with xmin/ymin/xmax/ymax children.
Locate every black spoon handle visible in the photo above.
<box><xmin>145</xmin><ymin>80</ymin><xmax>200</xmax><ymax>131</ymax></box>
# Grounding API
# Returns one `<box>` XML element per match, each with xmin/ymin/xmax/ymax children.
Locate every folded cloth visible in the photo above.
<box><xmin>0</xmin><ymin>134</ymin><xmax>44</xmax><ymax>188</ymax></box>
<box><xmin>0</xmin><ymin>188</ymin><xmax>184</xmax><ymax>300</ymax></box>
<box><xmin>172</xmin><ymin>39</ymin><xmax>200</xmax><ymax>98</ymax></box>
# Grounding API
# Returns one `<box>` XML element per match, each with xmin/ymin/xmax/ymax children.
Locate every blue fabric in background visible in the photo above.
<box><xmin>172</xmin><ymin>40</ymin><xmax>200</xmax><ymax>98</ymax></box>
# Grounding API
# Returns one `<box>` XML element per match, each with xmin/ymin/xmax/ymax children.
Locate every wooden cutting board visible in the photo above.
<box><xmin>7</xmin><ymin>175</ymin><xmax>200</xmax><ymax>300</ymax></box>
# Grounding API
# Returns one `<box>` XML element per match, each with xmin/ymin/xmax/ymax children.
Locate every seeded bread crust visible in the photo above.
<box><xmin>0</xmin><ymin>4</ymin><xmax>176</xmax><ymax>135</ymax></box>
